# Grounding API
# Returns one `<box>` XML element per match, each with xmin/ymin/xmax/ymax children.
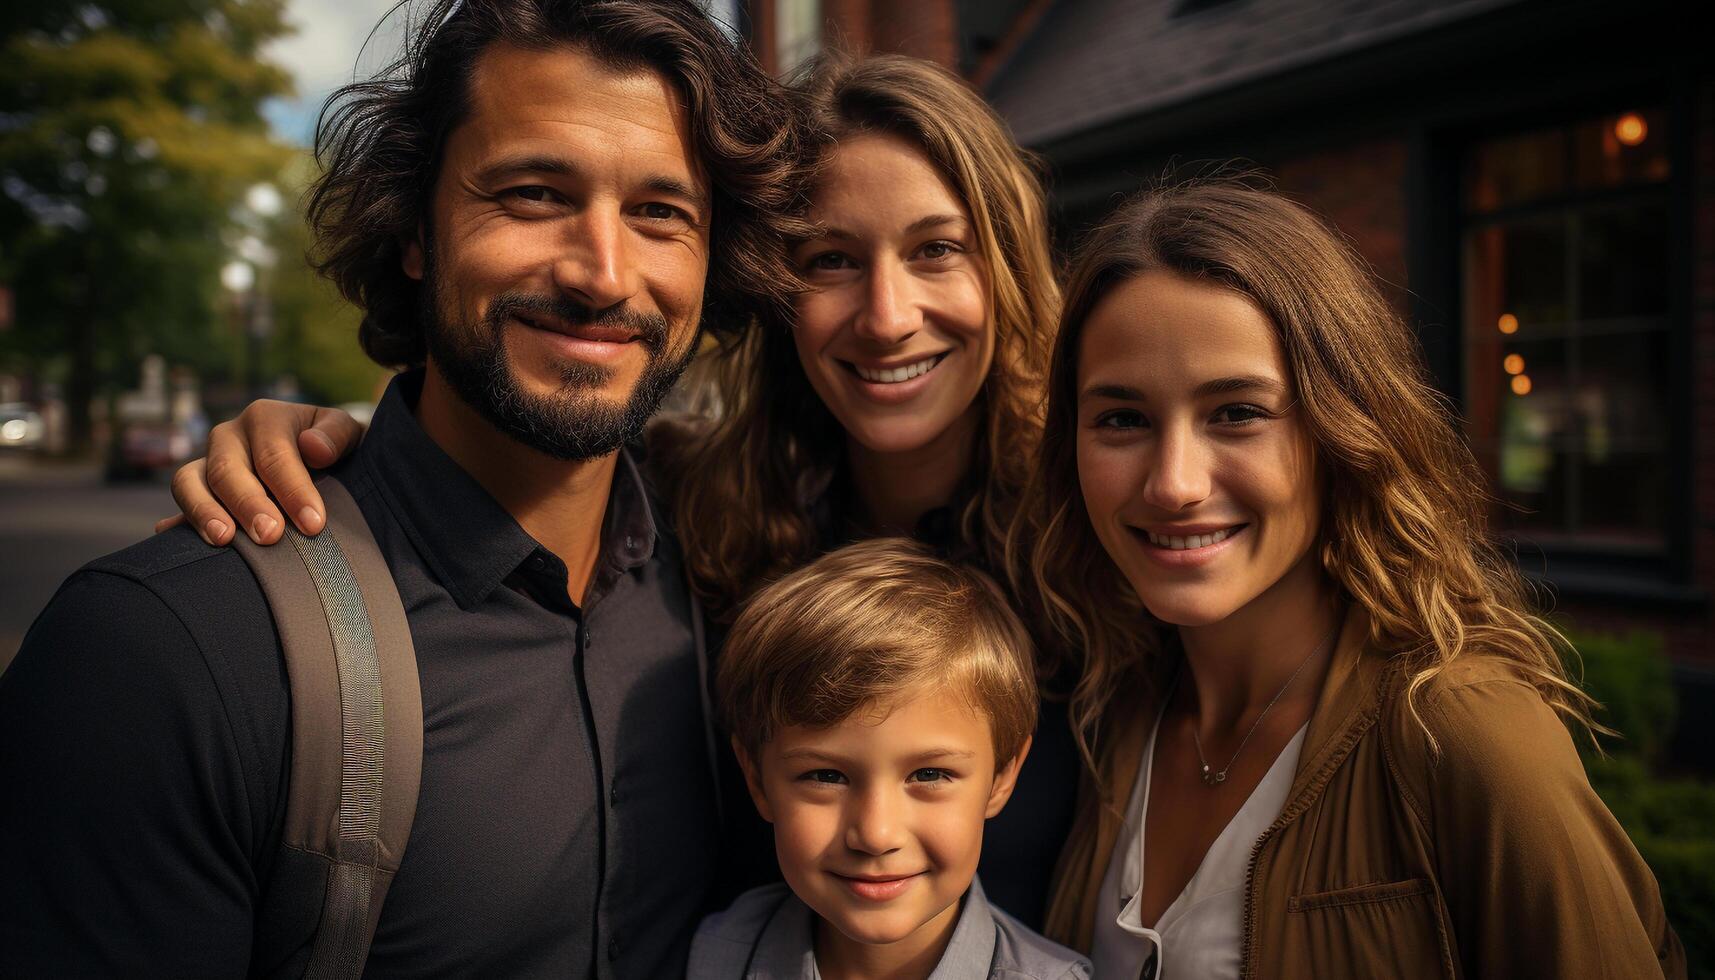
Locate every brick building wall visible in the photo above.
<box><xmin>749</xmin><ymin>0</ymin><xmax>958</xmax><ymax>74</ymax></box>
<box><xmin>865</xmin><ymin>0</ymin><xmax>957</xmax><ymax>68</ymax></box>
<box><xmin>1273</xmin><ymin>139</ymin><xmax>1411</xmax><ymax>316</ymax></box>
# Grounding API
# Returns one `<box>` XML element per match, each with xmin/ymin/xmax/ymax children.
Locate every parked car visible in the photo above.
<box><xmin>0</xmin><ymin>403</ymin><xmax>45</xmax><ymax>451</ymax></box>
<box><xmin>105</xmin><ymin>418</ymin><xmax>199</xmax><ymax>481</ymax></box>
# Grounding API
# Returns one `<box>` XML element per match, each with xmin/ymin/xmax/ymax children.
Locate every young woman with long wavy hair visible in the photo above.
<box><xmin>159</xmin><ymin>52</ymin><xmax>1079</xmax><ymax>927</ymax></box>
<box><xmin>646</xmin><ymin>54</ymin><xmax>1057</xmax><ymax>621</ymax></box>
<box><xmin>1015</xmin><ymin>179</ymin><xmax>1683</xmax><ymax>978</ymax></box>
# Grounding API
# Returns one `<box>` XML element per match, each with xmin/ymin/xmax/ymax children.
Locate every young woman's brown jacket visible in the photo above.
<box><xmin>1044</xmin><ymin>608</ymin><xmax>1686</xmax><ymax>979</ymax></box>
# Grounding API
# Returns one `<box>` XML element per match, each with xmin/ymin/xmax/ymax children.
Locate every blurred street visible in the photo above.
<box><xmin>0</xmin><ymin>454</ymin><xmax>172</xmax><ymax>667</ymax></box>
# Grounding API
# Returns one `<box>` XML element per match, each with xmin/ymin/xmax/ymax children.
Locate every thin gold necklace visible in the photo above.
<box><xmin>1188</xmin><ymin>622</ymin><xmax>1340</xmax><ymax>787</ymax></box>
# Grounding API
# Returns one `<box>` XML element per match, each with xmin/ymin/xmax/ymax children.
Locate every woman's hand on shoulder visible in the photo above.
<box><xmin>154</xmin><ymin>401</ymin><xmax>365</xmax><ymax>546</ymax></box>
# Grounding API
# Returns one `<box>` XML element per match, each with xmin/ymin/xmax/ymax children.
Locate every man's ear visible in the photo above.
<box><xmin>984</xmin><ymin>734</ymin><xmax>1032</xmax><ymax>819</ymax></box>
<box><xmin>733</xmin><ymin>735</ymin><xmax>774</xmax><ymax>823</ymax></box>
<box><xmin>401</xmin><ymin>224</ymin><xmax>425</xmax><ymax>281</ymax></box>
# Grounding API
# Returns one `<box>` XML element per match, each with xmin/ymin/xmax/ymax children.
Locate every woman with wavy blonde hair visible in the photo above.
<box><xmin>649</xmin><ymin>52</ymin><xmax>1058</xmax><ymax>616</ymax></box>
<box><xmin>1017</xmin><ymin>179</ymin><xmax>1683</xmax><ymax>978</ymax></box>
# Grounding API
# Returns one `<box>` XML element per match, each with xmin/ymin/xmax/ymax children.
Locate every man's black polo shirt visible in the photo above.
<box><xmin>0</xmin><ymin>371</ymin><xmax>720</xmax><ymax>978</ymax></box>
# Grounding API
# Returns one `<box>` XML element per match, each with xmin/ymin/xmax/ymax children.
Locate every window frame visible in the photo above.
<box><xmin>1449</xmin><ymin>89</ymin><xmax>1697</xmax><ymax>600</ymax></box>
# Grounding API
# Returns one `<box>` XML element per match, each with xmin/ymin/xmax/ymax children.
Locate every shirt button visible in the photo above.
<box><xmin>609</xmin><ymin>783</ymin><xmax>620</xmax><ymax>807</ymax></box>
<box><xmin>607</xmin><ymin>937</ymin><xmax>621</xmax><ymax>961</ymax></box>
<box><xmin>528</xmin><ymin>555</ymin><xmax>545</xmax><ymax>571</ymax></box>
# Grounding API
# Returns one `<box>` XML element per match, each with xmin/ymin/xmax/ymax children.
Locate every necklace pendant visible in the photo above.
<box><xmin>1200</xmin><ymin>765</ymin><xmax>1218</xmax><ymax>786</ymax></box>
<box><xmin>1212</xmin><ymin>770</ymin><xmax>1227</xmax><ymax>784</ymax></box>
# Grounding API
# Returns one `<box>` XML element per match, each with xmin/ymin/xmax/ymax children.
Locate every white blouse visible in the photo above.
<box><xmin>1088</xmin><ymin>709</ymin><xmax>1306</xmax><ymax>980</ymax></box>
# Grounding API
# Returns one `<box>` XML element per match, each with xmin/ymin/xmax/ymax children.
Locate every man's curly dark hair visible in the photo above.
<box><xmin>306</xmin><ymin>0</ymin><xmax>810</xmax><ymax>368</ymax></box>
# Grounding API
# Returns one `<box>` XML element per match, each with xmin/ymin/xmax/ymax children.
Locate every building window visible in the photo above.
<box><xmin>1462</xmin><ymin>108</ymin><xmax>1674</xmax><ymax>555</ymax></box>
<box><xmin>774</xmin><ymin>0</ymin><xmax>821</xmax><ymax>75</ymax></box>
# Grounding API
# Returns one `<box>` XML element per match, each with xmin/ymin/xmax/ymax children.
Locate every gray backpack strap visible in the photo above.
<box><xmin>234</xmin><ymin>476</ymin><xmax>423</xmax><ymax>980</ymax></box>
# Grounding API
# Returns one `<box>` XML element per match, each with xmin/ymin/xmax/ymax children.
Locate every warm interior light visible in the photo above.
<box><xmin>1511</xmin><ymin>374</ymin><xmax>1532</xmax><ymax>396</ymax></box>
<box><xmin>1498</xmin><ymin>313</ymin><xmax>1519</xmax><ymax>334</ymax></box>
<box><xmin>1614</xmin><ymin>112</ymin><xmax>1647</xmax><ymax>147</ymax></box>
<box><xmin>1504</xmin><ymin>354</ymin><xmax>1525</xmax><ymax>375</ymax></box>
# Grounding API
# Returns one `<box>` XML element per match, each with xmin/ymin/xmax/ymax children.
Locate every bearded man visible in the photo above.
<box><xmin>0</xmin><ymin>1</ymin><xmax>803</xmax><ymax>976</ymax></box>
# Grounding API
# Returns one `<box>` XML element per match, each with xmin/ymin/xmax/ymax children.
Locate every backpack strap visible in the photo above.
<box><xmin>234</xmin><ymin>476</ymin><xmax>422</xmax><ymax>980</ymax></box>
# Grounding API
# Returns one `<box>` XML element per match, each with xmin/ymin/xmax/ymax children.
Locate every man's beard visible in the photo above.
<box><xmin>420</xmin><ymin>257</ymin><xmax>696</xmax><ymax>462</ymax></box>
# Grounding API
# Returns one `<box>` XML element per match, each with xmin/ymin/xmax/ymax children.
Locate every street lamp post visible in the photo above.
<box><xmin>222</xmin><ymin>182</ymin><xmax>281</xmax><ymax>401</ymax></box>
<box><xmin>220</xmin><ymin>257</ymin><xmax>258</xmax><ymax>397</ymax></box>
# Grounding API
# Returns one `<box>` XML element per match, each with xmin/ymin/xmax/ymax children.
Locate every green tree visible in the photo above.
<box><xmin>0</xmin><ymin>0</ymin><xmax>296</xmax><ymax>449</ymax></box>
<box><xmin>1569</xmin><ymin>628</ymin><xmax>1715</xmax><ymax>976</ymax></box>
<box><xmin>260</xmin><ymin>153</ymin><xmax>388</xmax><ymax>406</ymax></box>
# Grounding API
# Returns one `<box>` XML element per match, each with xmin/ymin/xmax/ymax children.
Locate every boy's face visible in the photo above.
<box><xmin>737</xmin><ymin>688</ymin><xmax>1029</xmax><ymax>950</ymax></box>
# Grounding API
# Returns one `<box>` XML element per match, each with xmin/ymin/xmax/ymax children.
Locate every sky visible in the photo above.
<box><xmin>260</xmin><ymin>0</ymin><xmax>407</xmax><ymax>146</ymax></box>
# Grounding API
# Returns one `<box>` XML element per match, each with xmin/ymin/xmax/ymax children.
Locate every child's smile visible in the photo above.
<box><xmin>832</xmin><ymin>870</ymin><xmax>926</xmax><ymax>902</ymax></box>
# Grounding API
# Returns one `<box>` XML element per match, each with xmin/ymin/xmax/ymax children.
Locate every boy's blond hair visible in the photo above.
<box><xmin>718</xmin><ymin>538</ymin><xmax>1038</xmax><ymax>766</ymax></box>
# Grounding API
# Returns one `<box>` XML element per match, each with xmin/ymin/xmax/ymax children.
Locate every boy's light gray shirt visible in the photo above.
<box><xmin>687</xmin><ymin>876</ymin><xmax>1091</xmax><ymax>980</ymax></box>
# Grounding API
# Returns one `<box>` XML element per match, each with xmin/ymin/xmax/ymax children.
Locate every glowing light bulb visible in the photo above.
<box><xmin>1504</xmin><ymin>354</ymin><xmax>1525</xmax><ymax>375</ymax></box>
<box><xmin>1511</xmin><ymin>374</ymin><xmax>1532</xmax><ymax>396</ymax></box>
<box><xmin>1614</xmin><ymin>113</ymin><xmax>1647</xmax><ymax>147</ymax></box>
<box><xmin>1498</xmin><ymin>313</ymin><xmax>1519</xmax><ymax>335</ymax></box>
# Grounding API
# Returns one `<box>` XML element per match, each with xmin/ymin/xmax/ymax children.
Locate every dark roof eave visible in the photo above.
<box><xmin>1014</xmin><ymin>0</ymin><xmax>1648</xmax><ymax>169</ymax></box>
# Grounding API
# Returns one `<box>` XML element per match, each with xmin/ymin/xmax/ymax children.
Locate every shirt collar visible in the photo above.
<box><xmin>606</xmin><ymin>445</ymin><xmax>658</xmax><ymax>570</ymax></box>
<box><xmin>927</xmin><ymin>876</ymin><xmax>998</xmax><ymax>980</ymax></box>
<box><xmin>747</xmin><ymin>877</ymin><xmax>997</xmax><ymax>979</ymax></box>
<box><xmin>748</xmin><ymin>893</ymin><xmax>818</xmax><ymax>979</ymax></box>
<box><xmin>1293</xmin><ymin>603</ymin><xmax>1384</xmax><ymax>796</ymax></box>
<box><xmin>354</xmin><ymin>369</ymin><xmax>658</xmax><ymax>610</ymax></box>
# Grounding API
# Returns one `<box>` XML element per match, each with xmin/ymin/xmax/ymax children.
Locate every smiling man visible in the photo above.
<box><xmin>0</xmin><ymin>1</ymin><xmax>803</xmax><ymax>977</ymax></box>
<box><xmin>413</xmin><ymin>39</ymin><xmax>712</xmax><ymax>475</ymax></box>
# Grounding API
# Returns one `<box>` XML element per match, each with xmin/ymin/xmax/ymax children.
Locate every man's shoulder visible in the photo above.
<box><xmin>67</xmin><ymin>465</ymin><xmax>379</xmax><ymax>647</ymax></box>
<box><xmin>0</xmin><ymin>527</ymin><xmax>297</xmax><ymax>976</ymax></box>
<box><xmin>71</xmin><ymin>524</ymin><xmax>276</xmax><ymax>642</ymax></box>
<box><xmin>81</xmin><ymin>520</ymin><xmax>244</xmax><ymax>580</ymax></box>
<box><xmin>17</xmin><ymin>526</ymin><xmax>287</xmax><ymax>738</ymax></box>
<box><xmin>989</xmin><ymin>901</ymin><xmax>1093</xmax><ymax>980</ymax></box>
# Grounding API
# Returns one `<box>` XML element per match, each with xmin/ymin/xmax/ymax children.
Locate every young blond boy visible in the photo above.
<box><xmin>689</xmin><ymin>539</ymin><xmax>1090</xmax><ymax>980</ymax></box>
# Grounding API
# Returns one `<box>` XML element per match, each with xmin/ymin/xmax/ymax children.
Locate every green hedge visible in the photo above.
<box><xmin>1570</xmin><ymin>629</ymin><xmax>1714</xmax><ymax>976</ymax></box>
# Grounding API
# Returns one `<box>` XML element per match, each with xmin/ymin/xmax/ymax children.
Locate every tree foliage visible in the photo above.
<box><xmin>1570</xmin><ymin>628</ymin><xmax>1715</xmax><ymax>976</ymax></box>
<box><xmin>0</xmin><ymin>0</ymin><xmax>325</xmax><ymax>444</ymax></box>
<box><xmin>261</xmin><ymin>154</ymin><xmax>388</xmax><ymax>406</ymax></box>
